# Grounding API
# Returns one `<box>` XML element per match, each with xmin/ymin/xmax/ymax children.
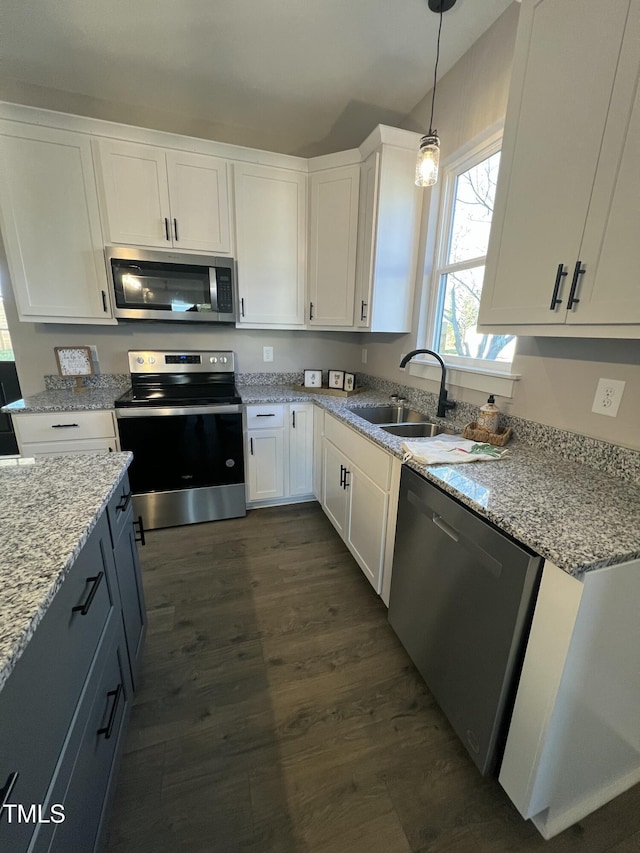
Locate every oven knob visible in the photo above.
<box><xmin>220</xmin><ymin>356</ymin><xmax>228</xmax><ymax>364</ymax></box>
<box><xmin>148</xmin><ymin>356</ymin><xmax>156</xmax><ymax>364</ymax></box>
<box><xmin>136</xmin><ymin>357</ymin><xmax>144</xmax><ymax>364</ymax></box>
<box><xmin>209</xmin><ymin>357</ymin><xmax>218</xmax><ymax>364</ymax></box>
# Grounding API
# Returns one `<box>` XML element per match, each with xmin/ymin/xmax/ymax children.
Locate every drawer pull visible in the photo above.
<box><xmin>255</xmin><ymin>413</ymin><xmax>276</xmax><ymax>417</ymax></box>
<box><xmin>72</xmin><ymin>572</ymin><xmax>104</xmax><ymax>616</ymax></box>
<box><xmin>116</xmin><ymin>491</ymin><xmax>132</xmax><ymax>513</ymax></box>
<box><xmin>134</xmin><ymin>515</ymin><xmax>146</xmax><ymax>547</ymax></box>
<box><xmin>0</xmin><ymin>771</ymin><xmax>19</xmax><ymax>823</ymax></box>
<box><xmin>97</xmin><ymin>684</ymin><xmax>123</xmax><ymax>740</ymax></box>
<box><xmin>51</xmin><ymin>423</ymin><xmax>79</xmax><ymax>429</ymax></box>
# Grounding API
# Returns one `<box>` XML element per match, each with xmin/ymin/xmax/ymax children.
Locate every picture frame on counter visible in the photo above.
<box><xmin>343</xmin><ymin>372</ymin><xmax>355</xmax><ymax>392</ymax></box>
<box><xmin>328</xmin><ymin>370</ymin><xmax>345</xmax><ymax>389</ymax></box>
<box><xmin>303</xmin><ymin>369</ymin><xmax>322</xmax><ymax>388</ymax></box>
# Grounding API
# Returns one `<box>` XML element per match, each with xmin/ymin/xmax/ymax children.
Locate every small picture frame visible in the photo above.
<box><xmin>303</xmin><ymin>368</ymin><xmax>322</xmax><ymax>388</ymax></box>
<box><xmin>328</xmin><ymin>370</ymin><xmax>345</xmax><ymax>389</ymax></box>
<box><xmin>54</xmin><ymin>346</ymin><xmax>94</xmax><ymax>378</ymax></box>
<box><xmin>343</xmin><ymin>372</ymin><xmax>355</xmax><ymax>392</ymax></box>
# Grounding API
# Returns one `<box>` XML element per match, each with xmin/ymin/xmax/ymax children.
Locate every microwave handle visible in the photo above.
<box><xmin>209</xmin><ymin>267</ymin><xmax>219</xmax><ymax>313</ymax></box>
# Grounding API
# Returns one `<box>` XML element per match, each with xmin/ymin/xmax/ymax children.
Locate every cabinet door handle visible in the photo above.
<box><xmin>339</xmin><ymin>464</ymin><xmax>345</xmax><ymax>487</ymax></box>
<box><xmin>567</xmin><ymin>261</ymin><xmax>585</xmax><ymax>309</ymax></box>
<box><xmin>0</xmin><ymin>771</ymin><xmax>19</xmax><ymax>823</ymax></box>
<box><xmin>173</xmin><ymin>218</ymin><xmax>179</xmax><ymax>241</ymax></box>
<box><xmin>116</xmin><ymin>491</ymin><xmax>132</xmax><ymax>513</ymax></box>
<box><xmin>134</xmin><ymin>515</ymin><xmax>146</xmax><ymax>546</ymax></box>
<box><xmin>97</xmin><ymin>684</ymin><xmax>123</xmax><ymax>740</ymax></box>
<box><xmin>164</xmin><ymin>217</ymin><xmax>170</xmax><ymax>241</ymax></box>
<box><xmin>343</xmin><ymin>469</ymin><xmax>350</xmax><ymax>489</ymax></box>
<box><xmin>101</xmin><ymin>290</ymin><xmax>109</xmax><ymax>313</ymax></box>
<box><xmin>51</xmin><ymin>423</ymin><xmax>79</xmax><ymax>429</ymax></box>
<box><xmin>292</xmin><ymin>410</ymin><xmax>296</xmax><ymax>429</ymax></box>
<box><xmin>72</xmin><ymin>572</ymin><xmax>104</xmax><ymax>616</ymax></box>
<box><xmin>309</xmin><ymin>302</ymin><xmax>314</xmax><ymax>321</ymax></box>
<box><xmin>240</xmin><ymin>297</ymin><xmax>245</xmax><ymax>318</ymax></box>
<box><xmin>360</xmin><ymin>300</ymin><xmax>367</xmax><ymax>321</ymax></box>
<box><xmin>549</xmin><ymin>263</ymin><xmax>567</xmax><ymax>310</ymax></box>
<box><xmin>256</xmin><ymin>413</ymin><xmax>275</xmax><ymax>417</ymax></box>
<box><xmin>250</xmin><ymin>437</ymin><xmax>254</xmax><ymax>455</ymax></box>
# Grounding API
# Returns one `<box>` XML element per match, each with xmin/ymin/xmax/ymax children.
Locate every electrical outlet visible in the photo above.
<box><xmin>361</xmin><ymin>348</ymin><xmax>368</xmax><ymax>364</ymax></box>
<box><xmin>592</xmin><ymin>378</ymin><xmax>625</xmax><ymax>417</ymax></box>
<box><xmin>263</xmin><ymin>346</ymin><xmax>273</xmax><ymax>363</ymax></box>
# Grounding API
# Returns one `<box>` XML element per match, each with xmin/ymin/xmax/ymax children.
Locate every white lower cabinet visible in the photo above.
<box><xmin>320</xmin><ymin>412</ymin><xmax>400</xmax><ymax>596</ymax></box>
<box><xmin>245</xmin><ymin>403</ymin><xmax>314</xmax><ymax>505</ymax></box>
<box><xmin>12</xmin><ymin>411</ymin><xmax>119</xmax><ymax>457</ymax></box>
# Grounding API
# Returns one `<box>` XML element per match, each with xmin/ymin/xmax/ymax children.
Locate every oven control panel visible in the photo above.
<box><xmin>128</xmin><ymin>351</ymin><xmax>236</xmax><ymax>373</ymax></box>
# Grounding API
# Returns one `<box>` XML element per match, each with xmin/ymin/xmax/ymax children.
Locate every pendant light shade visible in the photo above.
<box><xmin>415</xmin><ymin>0</ymin><xmax>456</xmax><ymax>187</ymax></box>
<box><xmin>415</xmin><ymin>132</ymin><xmax>440</xmax><ymax>187</ymax></box>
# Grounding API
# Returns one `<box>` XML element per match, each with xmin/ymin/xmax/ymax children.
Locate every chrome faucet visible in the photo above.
<box><xmin>399</xmin><ymin>349</ymin><xmax>456</xmax><ymax>419</ymax></box>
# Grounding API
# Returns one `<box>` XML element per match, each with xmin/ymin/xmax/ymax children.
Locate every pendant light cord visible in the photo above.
<box><xmin>428</xmin><ymin>6</ymin><xmax>444</xmax><ymax>135</ymax></box>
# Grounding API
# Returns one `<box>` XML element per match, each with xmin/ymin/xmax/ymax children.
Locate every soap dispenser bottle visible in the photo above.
<box><xmin>478</xmin><ymin>395</ymin><xmax>500</xmax><ymax>433</ymax></box>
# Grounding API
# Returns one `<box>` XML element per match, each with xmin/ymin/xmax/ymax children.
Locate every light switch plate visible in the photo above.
<box><xmin>592</xmin><ymin>378</ymin><xmax>625</xmax><ymax>417</ymax></box>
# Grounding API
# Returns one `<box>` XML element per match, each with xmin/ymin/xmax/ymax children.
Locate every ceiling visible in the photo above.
<box><xmin>0</xmin><ymin>0</ymin><xmax>514</xmax><ymax>156</ymax></box>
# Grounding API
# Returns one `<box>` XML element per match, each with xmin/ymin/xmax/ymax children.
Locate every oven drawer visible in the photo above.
<box><xmin>245</xmin><ymin>405</ymin><xmax>284</xmax><ymax>429</ymax></box>
<box><xmin>14</xmin><ymin>411</ymin><xmax>116</xmax><ymax>444</ymax></box>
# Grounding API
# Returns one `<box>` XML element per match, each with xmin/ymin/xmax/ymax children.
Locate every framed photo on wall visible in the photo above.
<box><xmin>328</xmin><ymin>370</ymin><xmax>344</xmax><ymax>389</ymax></box>
<box><xmin>343</xmin><ymin>372</ymin><xmax>355</xmax><ymax>392</ymax></box>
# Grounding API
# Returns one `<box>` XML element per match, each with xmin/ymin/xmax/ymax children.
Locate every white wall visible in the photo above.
<box><xmin>363</xmin><ymin>3</ymin><xmax>640</xmax><ymax>451</ymax></box>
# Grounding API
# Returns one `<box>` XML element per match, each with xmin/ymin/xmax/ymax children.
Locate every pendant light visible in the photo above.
<box><xmin>415</xmin><ymin>0</ymin><xmax>457</xmax><ymax>187</ymax></box>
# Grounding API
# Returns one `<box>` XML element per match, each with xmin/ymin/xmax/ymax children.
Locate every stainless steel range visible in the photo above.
<box><xmin>115</xmin><ymin>350</ymin><xmax>246</xmax><ymax>530</ymax></box>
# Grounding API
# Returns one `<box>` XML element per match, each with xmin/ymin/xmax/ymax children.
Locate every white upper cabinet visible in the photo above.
<box><xmin>233</xmin><ymin>162</ymin><xmax>307</xmax><ymax>327</ymax></box>
<box><xmin>93</xmin><ymin>139</ymin><xmax>231</xmax><ymax>254</ymax></box>
<box><xmin>307</xmin><ymin>164</ymin><xmax>360</xmax><ymax>327</ymax></box>
<box><xmin>479</xmin><ymin>0</ymin><xmax>640</xmax><ymax>336</ymax></box>
<box><xmin>0</xmin><ymin>122</ymin><xmax>113</xmax><ymax>324</ymax></box>
<box><xmin>354</xmin><ymin>138</ymin><xmax>423</xmax><ymax>332</ymax></box>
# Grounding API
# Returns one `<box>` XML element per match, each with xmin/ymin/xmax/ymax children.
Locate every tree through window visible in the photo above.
<box><xmin>431</xmin><ymin>141</ymin><xmax>515</xmax><ymax>367</ymax></box>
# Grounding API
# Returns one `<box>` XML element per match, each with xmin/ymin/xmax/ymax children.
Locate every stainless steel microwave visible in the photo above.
<box><xmin>106</xmin><ymin>247</ymin><xmax>237</xmax><ymax>323</ymax></box>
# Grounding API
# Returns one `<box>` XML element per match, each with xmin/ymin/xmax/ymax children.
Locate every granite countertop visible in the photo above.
<box><xmin>0</xmin><ymin>452</ymin><xmax>132</xmax><ymax>693</ymax></box>
<box><xmin>240</xmin><ymin>385</ymin><xmax>640</xmax><ymax>577</ymax></box>
<box><xmin>5</xmin><ymin>383</ymin><xmax>639</xmax><ymax>577</ymax></box>
<box><xmin>2</xmin><ymin>387</ymin><xmax>125</xmax><ymax>414</ymax></box>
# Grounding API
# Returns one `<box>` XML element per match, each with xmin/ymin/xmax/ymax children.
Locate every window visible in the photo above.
<box><xmin>422</xmin><ymin>130</ymin><xmax>516</xmax><ymax>377</ymax></box>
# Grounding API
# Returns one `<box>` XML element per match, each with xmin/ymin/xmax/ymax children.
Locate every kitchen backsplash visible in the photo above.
<box><xmin>44</xmin><ymin>374</ymin><xmax>130</xmax><ymax>391</ymax></box>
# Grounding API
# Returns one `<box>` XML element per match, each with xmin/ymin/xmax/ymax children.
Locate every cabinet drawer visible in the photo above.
<box><xmin>0</xmin><ymin>514</ymin><xmax>115</xmax><ymax>853</ymax></box>
<box><xmin>14</xmin><ymin>412</ymin><xmax>115</xmax><ymax>444</ymax></box>
<box><xmin>22</xmin><ymin>438</ymin><xmax>119</xmax><ymax>456</ymax></box>
<box><xmin>324</xmin><ymin>414</ymin><xmax>392</xmax><ymax>490</ymax></box>
<box><xmin>29</xmin><ymin>614</ymin><xmax>131</xmax><ymax>853</ymax></box>
<box><xmin>245</xmin><ymin>405</ymin><xmax>284</xmax><ymax>429</ymax></box>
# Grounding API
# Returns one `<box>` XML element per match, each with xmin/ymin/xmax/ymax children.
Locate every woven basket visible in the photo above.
<box><xmin>462</xmin><ymin>421</ymin><xmax>512</xmax><ymax>447</ymax></box>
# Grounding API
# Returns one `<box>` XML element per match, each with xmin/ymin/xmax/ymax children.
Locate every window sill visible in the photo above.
<box><xmin>407</xmin><ymin>360</ymin><xmax>520</xmax><ymax>398</ymax></box>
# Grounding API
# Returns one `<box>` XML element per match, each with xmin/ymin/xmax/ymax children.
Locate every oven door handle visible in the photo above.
<box><xmin>116</xmin><ymin>404</ymin><xmax>242</xmax><ymax>418</ymax></box>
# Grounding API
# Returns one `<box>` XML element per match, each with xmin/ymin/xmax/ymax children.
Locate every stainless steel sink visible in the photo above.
<box><xmin>348</xmin><ymin>405</ymin><xmax>431</xmax><ymax>425</ymax></box>
<box><xmin>381</xmin><ymin>423</ymin><xmax>457</xmax><ymax>438</ymax></box>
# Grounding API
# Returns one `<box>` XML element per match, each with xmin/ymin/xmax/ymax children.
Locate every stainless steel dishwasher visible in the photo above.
<box><xmin>388</xmin><ymin>467</ymin><xmax>542</xmax><ymax>776</ymax></box>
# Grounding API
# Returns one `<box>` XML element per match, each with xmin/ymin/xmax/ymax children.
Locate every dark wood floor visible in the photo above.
<box><xmin>105</xmin><ymin>502</ymin><xmax>640</xmax><ymax>853</ymax></box>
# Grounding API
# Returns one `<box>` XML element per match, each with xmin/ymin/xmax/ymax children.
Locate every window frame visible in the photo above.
<box><xmin>412</xmin><ymin>124</ymin><xmax>520</xmax><ymax>397</ymax></box>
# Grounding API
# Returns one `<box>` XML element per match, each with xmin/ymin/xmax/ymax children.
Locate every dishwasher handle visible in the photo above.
<box><xmin>432</xmin><ymin>513</ymin><xmax>460</xmax><ymax>542</ymax></box>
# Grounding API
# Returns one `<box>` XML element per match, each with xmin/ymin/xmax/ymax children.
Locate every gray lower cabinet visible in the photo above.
<box><xmin>0</xmin><ymin>471</ymin><xmax>146</xmax><ymax>853</ymax></box>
